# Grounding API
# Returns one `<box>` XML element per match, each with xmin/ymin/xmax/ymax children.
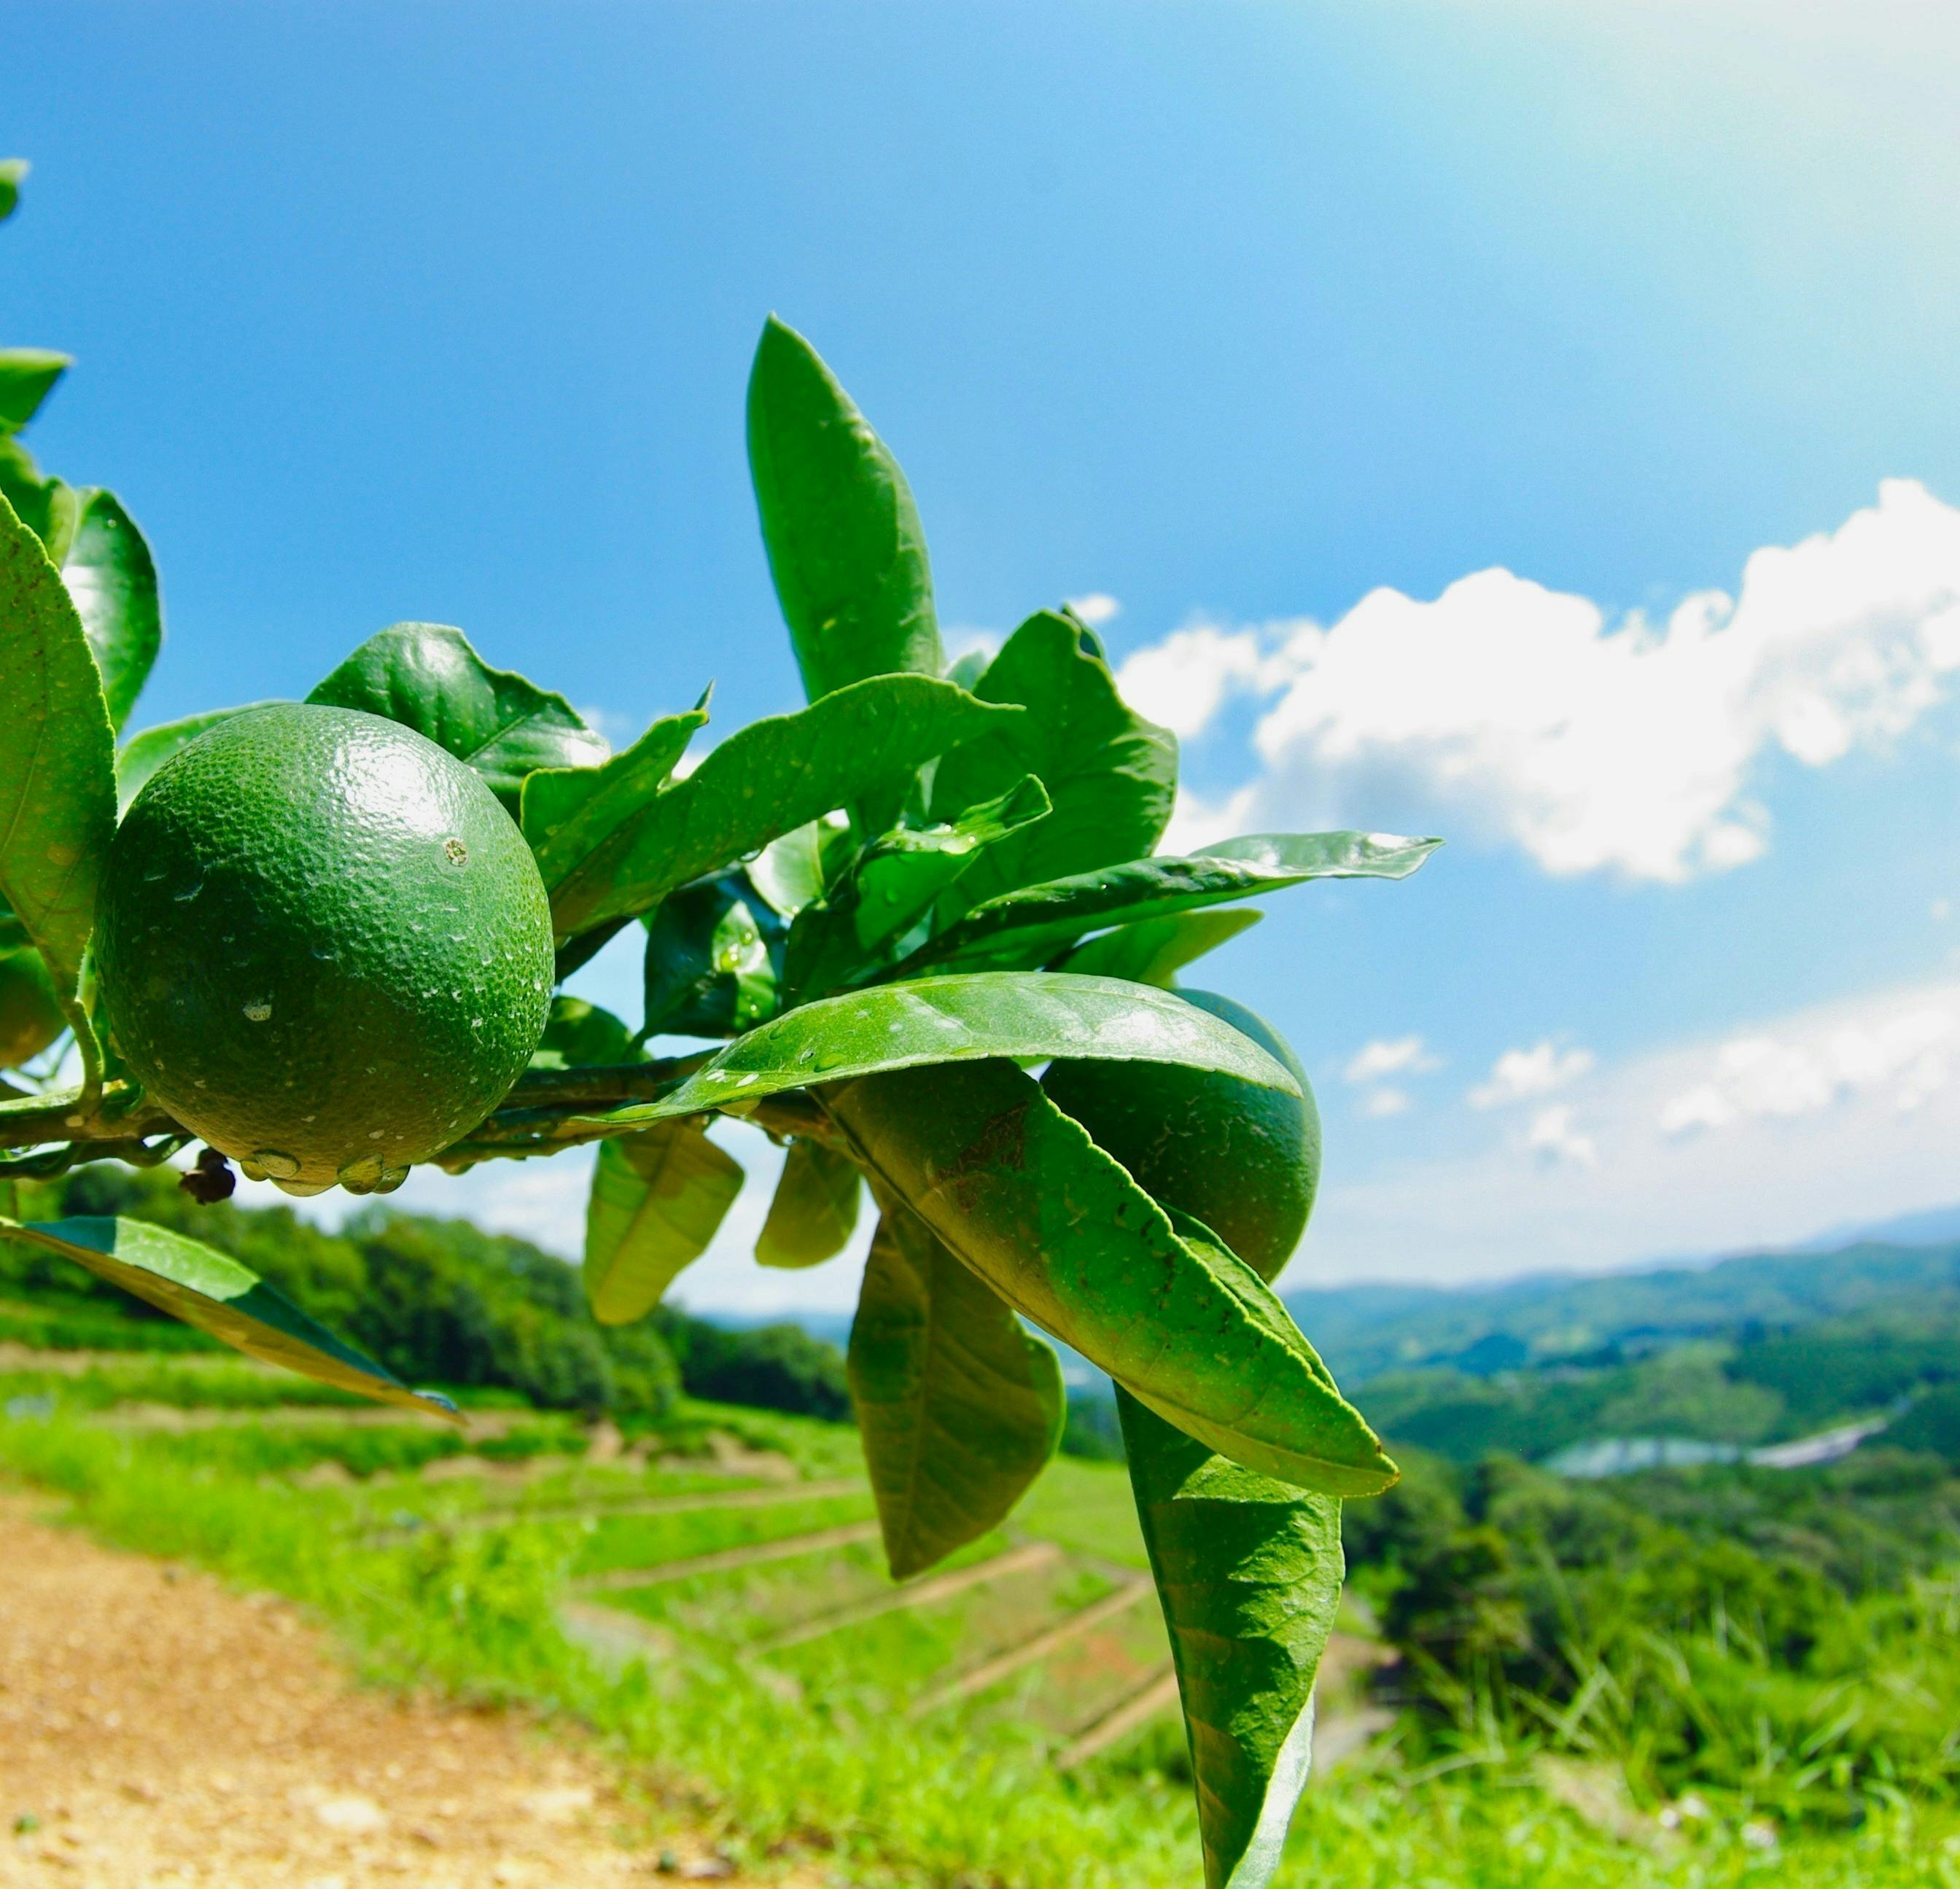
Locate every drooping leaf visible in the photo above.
<box><xmin>928</xmin><ymin>609</ymin><xmax>1177</xmax><ymax>914</ymax></box>
<box><xmin>784</xmin><ymin>776</ymin><xmax>1051</xmax><ymax>1000</ymax></box>
<box><xmin>530</xmin><ymin>996</ymin><xmax>642</xmax><ymax>1070</ymax></box>
<box><xmin>61</xmin><ymin>489</ymin><xmax>161</xmax><ymax>730</ymax></box>
<box><xmin>746</xmin><ymin>819</ymin><xmax>836</xmax><ymax>919</ymax></box>
<box><xmin>569</xmin><ymin>971</ymin><xmax>1299</xmax><ymax>1132</ymax></box>
<box><xmin>0</xmin><ymin>490</ymin><xmax>116</xmax><ymax>1001</ymax></box>
<box><xmin>822</xmin><ymin>1059</ymin><xmax>1396</xmax><ymax>1497</ymax></box>
<box><xmin>0</xmin><ymin>1215</ymin><xmax>458</xmax><ymax>1419</ymax></box>
<box><xmin>583</xmin><ymin>1121</ymin><xmax>745</xmax><ymax>1325</ymax></box>
<box><xmin>1058</xmin><ymin>907</ymin><xmax>1264</xmax><ymax>986</ymax></box>
<box><xmin>909</xmin><ymin>830</ymin><xmax>1442</xmax><ymax>975</ymax></box>
<box><xmin>1119</xmin><ymin>1386</ymin><xmax>1342</xmax><ymax>1889</ymax></box>
<box><xmin>0</xmin><ymin>350</ymin><xmax>70</xmax><ymax>437</ymax></box>
<box><xmin>117</xmin><ymin>706</ymin><xmax>271</xmax><ymax>815</ymax></box>
<box><xmin>642</xmin><ymin>873</ymin><xmax>783</xmax><ymax>1039</ymax></box>
<box><xmin>543</xmin><ymin>674</ymin><xmax>1019</xmax><ymax>946</ymax></box>
<box><xmin>521</xmin><ymin>701</ymin><xmax>709</xmax><ymax>895</ymax></box>
<box><xmin>747</xmin><ymin>315</ymin><xmax>943</xmax><ymax>704</ymax></box>
<box><xmin>756</xmin><ymin>1137</ymin><xmax>862</xmax><ymax>1269</ymax></box>
<box><xmin>849</xmin><ymin>1199</ymin><xmax>1065</xmax><ymax>1578</ymax></box>
<box><xmin>308</xmin><ymin>621</ymin><xmax>608</xmax><ymax>811</ymax></box>
<box><xmin>0</xmin><ymin>159</ymin><xmax>26</xmax><ymax>223</ymax></box>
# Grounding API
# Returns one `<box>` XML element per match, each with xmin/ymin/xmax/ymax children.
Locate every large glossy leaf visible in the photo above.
<box><xmin>0</xmin><ymin>159</ymin><xmax>26</xmax><ymax>223</ymax></box>
<box><xmin>0</xmin><ymin>1215</ymin><xmax>457</xmax><ymax>1419</ymax></box>
<box><xmin>747</xmin><ymin>316</ymin><xmax>942</xmax><ymax>704</ymax></box>
<box><xmin>308</xmin><ymin>621</ymin><xmax>607</xmax><ymax>811</ymax></box>
<box><xmin>570</xmin><ymin>972</ymin><xmax>1299</xmax><ymax>1132</ymax></box>
<box><xmin>642</xmin><ymin>873</ymin><xmax>783</xmax><ymax>1039</ymax></box>
<box><xmin>583</xmin><ymin>1122</ymin><xmax>745</xmax><ymax>1325</ymax></box>
<box><xmin>908</xmin><ymin>830</ymin><xmax>1442</xmax><ymax>975</ymax></box>
<box><xmin>755</xmin><ymin>1137</ymin><xmax>861</xmax><ymax>1269</ymax></box>
<box><xmin>543</xmin><ymin>675</ymin><xmax>1019</xmax><ymax>945</ymax></box>
<box><xmin>61</xmin><ymin>489</ymin><xmax>161</xmax><ymax>730</ymax></box>
<box><xmin>117</xmin><ymin>705</ymin><xmax>268</xmax><ymax>814</ymax></box>
<box><xmin>849</xmin><ymin>1199</ymin><xmax>1065</xmax><ymax>1578</ymax></box>
<box><xmin>822</xmin><ymin>1059</ymin><xmax>1396</xmax><ymax>1497</ymax></box>
<box><xmin>1059</xmin><ymin>907</ymin><xmax>1264</xmax><ymax>987</ymax></box>
<box><xmin>521</xmin><ymin>702</ymin><xmax>709</xmax><ymax>897</ymax></box>
<box><xmin>1119</xmin><ymin>1387</ymin><xmax>1342</xmax><ymax>1889</ymax></box>
<box><xmin>0</xmin><ymin>350</ymin><xmax>69</xmax><ymax>436</ymax></box>
<box><xmin>928</xmin><ymin>610</ymin><xmax>1176</xmax><ymax>914</ymax></box>
<box><xmin>0</xmin><ymin>490</ymin><xmax>116</xmax><ymax>1000</ymax></box>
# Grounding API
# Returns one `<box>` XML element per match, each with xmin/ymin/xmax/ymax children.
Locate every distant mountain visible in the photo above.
<box><xmin>1285</xmin><ymin>1239</ymin><xmax>1960</xmax><ymax>1385</ymax></box>
<box><xmin>1786</xmin><ymin>1199</ymin><xmax>1960</xmax><ymax>1253</ymax></box>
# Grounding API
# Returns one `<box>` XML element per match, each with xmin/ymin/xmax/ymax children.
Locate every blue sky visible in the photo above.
<box><xmin>10</xmin><ymin>3</ymin><xmax>1960</xmax><ymax>1306</ymax></box>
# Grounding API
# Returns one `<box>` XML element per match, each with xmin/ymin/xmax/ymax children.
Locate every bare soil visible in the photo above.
<box><xmin>0</xmin><ymin>1498</ymin><xmax>778</xmax><ymax>1888</ymax></box>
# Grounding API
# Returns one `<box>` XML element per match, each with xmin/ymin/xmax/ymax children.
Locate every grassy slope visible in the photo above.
<box><xmin>1</xmin><ymin>1360</ymin><xmax>1952</xmax><ymax>1887</ymax></box>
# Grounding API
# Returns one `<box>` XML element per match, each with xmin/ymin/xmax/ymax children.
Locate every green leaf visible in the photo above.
<box><xmin>308</xmin><ymin>621</ymin><xmax>607</xmax><ymax>811</ymax></box>
<box><xmin>0</xmin><ymin>351</ymin><xmax>71</xmax><ymax>437</ymax></box>
<box><xmin>0</xmin><ymin>489</ymin><xmax>116</xmax><ymax>1001</ymax></box>
<box><xmin>542</xmin><ymin>674</ymin><xmax>1021</xmax><ymax>946</ymax></box>
<box><xmin>747</xmin><ymin>316</ymin><xmax>942</xmax><ymax>704</ymax></box>
<box><xmin>746</xmin><ymin>819</ymin><xmax>834</xmax><ymax>919</ymax></box>
<box><xmin>928</xmin><ymin>609</ymin><xmax>1177</xmax><ymax>914</ymax></box>
<box><xmin>117</xmin><ymin>706</ymin><xmax>270</xmax><ymax>815</ymax></box>
<box><xmin>1119</xmin><ymin>1387</ymin><xmax>1342</xmax><ymax>1889</ymax></box>
<box><xmin>521</xmin><ymin>702</ymin><xmax>709</xmax><ymax>897</ymax></box>
<box><xmin>0</xmin><ymin>439</ymin><xmax>77</xmax><ymax>560</ymax></box>
<box><xmin>785</xmin><ymin>775</ymin><xmax>1051</xmax><ymax>1000</ymax></box>
<box><xmin>908</xmin><ymin>830</ymin><xmax>1442</xmax><ymax>975</ymax></box>
<box><xmin>530</xmin><ymin>996</ymin><xmax>642</xmax><ymax>1070</ymax></box>
<box><xmin>0</xmin><ymin>938</ymin><xmax>65</xmax><ymax>1070</ymax></box>
<box><xmin>583</xmin><ymin>1122</ymin><xmax>745</xmax><ymax>1324</ymax></box>
<box><xmin>61</xmin><ymin>489</ymin><xmax>161</xmax><ymax>730</ymax></box>
<box><xmin>755</xmin><ymin>1137</ymin><xmax>861</xmax><ymax>1269</ymax></box>
<box><xmin>1058</xmin><ymin>908</ymin><xmax>1264</xmax><ymax>986</ymax></box>
<box><xmin>642</xmin><ymin>873</ymin><xmax>783</xmax><ymax>1039</ymax></box>
<box><xmin>0</xmin><ymin>159</ymin><xmax>26</xmax><ymax>223</ymax></box>
<box><xmin>572</xmin><ymin>971</ymin><xmax>1299</xmax><ymax>1132</ymax></box>
<box><xmin>849</xmin><ymin>1199</ymin><xmax>1065</xmax><ymax>1579</ymax></box>
<box><xmin>822</xmin><ymin>1059</ymin><xmax>1396</xmax><ymax>1497</ymax></box>
<box><xmin>0</xmin><ymin>1215</ymin><xmax>458</xmax><ymax>1419</ymax></box>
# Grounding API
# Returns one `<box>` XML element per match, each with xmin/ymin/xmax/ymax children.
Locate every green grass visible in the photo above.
<box><xmin>1</xmin><ymin>1366</ymin><xmax>1956</xmax><ymax>1888</ymax></box>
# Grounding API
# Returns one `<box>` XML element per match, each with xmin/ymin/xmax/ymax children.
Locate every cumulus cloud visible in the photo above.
<box><xmin>1523</xmin><ymin>1104</ymin><xmax>1598</xmax><ymax>1168</ymax></box>
<box><xmin>1470</xmin><ymin>1040</ymin><xmax>1595</xmax><ymax>1109</ymax></box>
<box><xmin>1659</xmin><ymin>1006</ymin><xmax>1955</xmax><ymax>1135</ymax></box>
<box><xmin>1065</xmin><ymin>592</ymin><xmax>1122</xmax><ymax>627</ymax></box>
<box><xmin>1361</xmin><ymin>1086</ymin><xmax>1412</xmax><ymax>1118</ymax></box>
<box><xmin>1344</xmin><ymin>1035</ymin><xmax>1442</xmax><ymax>1083</ymax></box>
<box><xmin>1119</xmin><ymin>480</ymin><xmax>1960</xmax><ymax>881</ymax></box>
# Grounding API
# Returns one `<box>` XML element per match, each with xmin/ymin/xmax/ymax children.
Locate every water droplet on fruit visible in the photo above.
<box><xmin>243</xmin><ymin>999</ymin><xmax>272</xmax><ymax>1022</ymax></box>
<box><xmin>338</xmin><ymin>1154</ymin><xmax>384</xmax><ymax>1193</ymax></box>
<box><xmin>273</xmin><ymin>1176</ymin><xmax>332</xmax><ymax>1198</ymax></box>
<box><xmin>373</xmin><ymin>1165</ymin><xmax>410</xmax><ymax>1194</ymax></box>
<box><xmin>368</xmin><ymin>1129</ymin><xmax>385</xmax><ymax>1140</ymax></box>
<box><xmin>252</xmin><ymin>1149</ymin><xmax>300</xmax><ymax>1179</ymax></box>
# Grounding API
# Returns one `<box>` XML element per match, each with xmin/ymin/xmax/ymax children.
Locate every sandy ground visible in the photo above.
<box><xmin>0</xmin><ymin>1498</ymin><xmax>776</xmax><ymax>1889</ymax></box>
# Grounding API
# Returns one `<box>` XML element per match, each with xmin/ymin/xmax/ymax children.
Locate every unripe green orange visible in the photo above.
<box><xmin>96</xmin><ymin>704</ymin><xmax>554</xmax><ymax>1196</ymax></box>
<box><xmin>1042</xmin><ymin>987</ymin><xmax>1318</xmax><ymax>1283</ymax></box>
<box><xmin>0</xmin><ymin>940</ymin><xmax>64</xmax><ymax>1070</ymax></box>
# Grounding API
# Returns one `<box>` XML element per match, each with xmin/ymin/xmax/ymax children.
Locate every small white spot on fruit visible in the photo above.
<box><xmin>369</xmin><ymin>1129</ymin><xmax>385</xmax><ymax>1140</ymax></box>
<box><xmin>243</xmin><ymin>999</ymin><xmax>272</xmax><ymax>1022</ymax></box>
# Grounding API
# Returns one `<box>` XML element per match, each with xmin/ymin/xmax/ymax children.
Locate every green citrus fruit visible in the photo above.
<box><xmin>96</xmin><ymin>703</ymin><xmax>554</xmax><ymax>1196</ymax></box>
<box><xmin>0</xmin><ymin>940</ymin><xmax>64</xmax><ymax>1070</ymax></box>
<box><xmin>1041</xmin><ymin>987</ymin><xmax>1318</xmax><ymax>1283</ymax></box>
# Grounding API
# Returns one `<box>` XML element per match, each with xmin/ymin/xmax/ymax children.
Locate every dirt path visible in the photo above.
<box><xmin>0</xmin><ymin>1500</ymin><xmax>775</xmax><ymax>1888</ymax></box>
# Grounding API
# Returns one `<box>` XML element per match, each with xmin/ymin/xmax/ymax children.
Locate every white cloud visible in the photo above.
<box><xmin>1361</xmin><ymin>1087</ymin><xmax>1412</xmax><ymax>1118</ymax></box>
<box><xmin>1658</xmin><ymin>1006</ymin><xmax>1955</xmax><ymax>1136</ymax></box>
<box><xmin>1286</xmin><ymin>972</ymin><xmax>1960</xmax><ymax>1289</ymax></box>
<box><xmin>1470</xmin><ymin>1040</ymin><xmax>1595</xmax><ymax>1109</ymax></box>
<box><xmin>1344</xmin><ymin>1035</ymin><xmax>1441</xmax><ymax>1083</ymax></box>
<box><xmin>943</xmin><ymin>625</ymin><xmax>1003</xmax><ymax>666</ymax></box>
<box><xmin>1121</xmin><ymin>480</ymin><xmax>1960</xmax><ymax>881</ymax></box>
<box><xmin>1523</xmin><ymin>1104</ymin><xmax>1598</xmax><ymax>1169</ymax></box>
<box><xmin>1066</xmin><ymin>592</ymin><xmax>1122</xmax><ymax>627</ymax></box>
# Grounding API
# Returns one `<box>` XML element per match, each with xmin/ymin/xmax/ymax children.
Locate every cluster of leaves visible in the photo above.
<box><xmin>0</xmin><ymin>160</ymin><xmax>1439</xmax><ymax>1887</ymax></box>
